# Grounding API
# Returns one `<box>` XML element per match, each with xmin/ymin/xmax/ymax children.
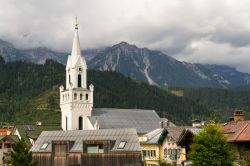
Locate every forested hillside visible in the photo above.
<box><xmin>0</xmin><ymin>56</ymin><xmax>210</xmax><ymax>125</ymax></box>
<box><xmin>182</xmin><ymin>88</ymin><xmax>250</xmax><ymax>121</ymax></box>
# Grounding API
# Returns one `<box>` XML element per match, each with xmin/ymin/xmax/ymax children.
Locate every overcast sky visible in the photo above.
<box><xmin>1</xmin><ymin>0</ymin><xmax>250</xmax><ymax>73</ymax></box>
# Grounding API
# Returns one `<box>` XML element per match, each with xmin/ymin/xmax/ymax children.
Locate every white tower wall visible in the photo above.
<box><xmin>60</xmin><ymin>19</ymin><xmax>94</xmax><ymax>131</ymax></box>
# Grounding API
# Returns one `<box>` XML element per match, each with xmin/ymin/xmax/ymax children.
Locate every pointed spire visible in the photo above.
<box><xmin>71</xmin><ymin>16</ymin><xmax>81</xmax><ymax>63</ymax></box>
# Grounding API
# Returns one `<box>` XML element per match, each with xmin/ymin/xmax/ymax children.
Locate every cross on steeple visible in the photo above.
<box><xmin>75</xmin><ymin>16</ymin><xmax>78</xmax><ymax>29</ymax></box>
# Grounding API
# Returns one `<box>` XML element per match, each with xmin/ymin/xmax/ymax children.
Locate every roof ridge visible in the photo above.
<box><xmin>234</xmin><ymin>121</ymin><xmax>250</xmax><ymax>141</ymax></box>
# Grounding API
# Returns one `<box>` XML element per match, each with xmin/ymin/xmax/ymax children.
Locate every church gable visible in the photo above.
<box><xmin>74</xmin><ymin>55</ymin><xmax>87</xmax><ymax>69</ymax></box>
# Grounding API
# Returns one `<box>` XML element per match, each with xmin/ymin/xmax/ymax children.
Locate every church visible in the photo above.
<box><xmin>29</xmin><ymin>20</ymin><xmax>176</xmax><ymax>166</ymax></box>
<box><xmin>59</xmin><ymin>19</ymin><xmax>172</xmax><ymax>135</ymax></box>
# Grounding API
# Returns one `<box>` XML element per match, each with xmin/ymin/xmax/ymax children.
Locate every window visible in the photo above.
<box><xmin>118</xmin><ymin>141</ymin><xmax>126</xmax><ymax>149</ymax></box>
<box><xmin>74</xmin><ymin>93</ymin><xmax>77</xmax><ymax>100</ymax></box>
<box><xmin>54</xmin><ymin>144</ymin><xmax>67</xmax><ymax>157</ymax></box>
<box><xmin>0</xmin><ymin>143</ymin><xmax>2</xmax><ymax>149</ymax></box>
<box><xmin>78</xmin><ymin>74</ymin><xmax>82</xmax><ymax>87</ymax></box>
<box><xmin>69</xmin><ymin>75</ymin><xmax>71</xmax><ymax>83</ymax></box>
<box><xmin>85</xmin><ymin>94</ymin><xmax>89</xmax><ymax>100</ymax></box>
<box><xmin>164</xmin><ymin>148</ymin><xmax>168</xmax><ymax>157</ymax></box>
<box><xmin>40</xmin><ymin>143</ymin><xmax>49</xmax><ymax>150</ymax></box>
<box><xmin>79</xmin><ymin>116</ymin><xmax>83</xmax><ymax>130</ymax></box>
<box><xmin>151</xmin><ymin>150</ymin><xmax>156</xmax><ymax>157</ymax></box>
<box><xmin>80</xmin><ymin>93</ymin><xmax>82</xmax><ymax>100</ymax></box>
<box><xmin>142</xmin><ymin>150</ymin><xmax>146</xmax><ymax>157</ymax></box>
<box><xmin>23</xmin><ymin>125</ymin><xmax>34</xmax><ymax>131</ymax></box>
<box><xmin>142</xmin><ymin>150</ymin><xmax>156</xmax><ymax>157</ymax></box>
<box><xmin>87</xmin><ymin>144</ymin><xmax>104</xmax><ymax>153</ymax></box>
<box><xmin>4</xmin><ymin>144</ymin><xmax>11</xmax><ymax>149</ymax></box>
<box><xmin>79</xmin><ymin>67</ymin><xmax>82</xmax><ymax>71</ymax></box>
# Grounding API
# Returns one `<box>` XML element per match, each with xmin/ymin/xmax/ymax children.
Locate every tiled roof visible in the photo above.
<box><xmin>0</xmin><ymin>135</ymin><xmax>19</xmax><ymax>142</ymax></box>
<box><xmin>92</xmin><ymin>108</ymin><xmax>172</xmax><ymax>134</ymax></box>
<box><xmin>221</xmin><ymin>120</ymin><xmax>250</xmax><ymax>142</ymax></box>
<box><xmin>166</xmin><ymin>126</ymin><xmax>186</xmax><ymax>141</ymax></box>
<box><xmin>15</xmin><ymin>124</ymin><xmax>61</xmax><ymax>146</ymax></box>
<box><xmin>30</xmin><ymin>128</ymin><xmax>141</xmax><ymax>153</ymax></box>
<box><xmin>142</xmin><ymin>128</ymin><xmax>168</xmax><ymax>145</ymax></box>
<box><xmin>177</xmin><ymin>127</ymin><xmax>201</xmax><ymax>145</ymax></box>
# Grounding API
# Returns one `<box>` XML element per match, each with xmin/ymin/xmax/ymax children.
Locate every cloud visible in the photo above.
<box><xmin>0</xmin><ymin>0</ymin><xmax>250</xmax><ymax>73</ymax></box>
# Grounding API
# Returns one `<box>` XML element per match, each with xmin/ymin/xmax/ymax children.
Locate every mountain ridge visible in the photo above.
<box><xmin>1</xmin><ymin>39</ymin><xmax>249</xmax><ymax>88</ymax></box>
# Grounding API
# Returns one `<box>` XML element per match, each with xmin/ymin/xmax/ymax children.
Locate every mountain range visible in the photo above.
<box><xmin>1</xmin><ymin>39</ymin><xmax>250</xmax><ymax>88</ymax></box>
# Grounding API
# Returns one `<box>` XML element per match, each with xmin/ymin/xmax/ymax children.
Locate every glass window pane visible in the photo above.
<box><xmin>87</xmin><ymin>145</ymin><xmax>98</xmax><ymax>153</ymax></box>
<box><xmin>118</xmin><ymin>141</ymin><xmax>126</xmax><ymax>149</ymax></box>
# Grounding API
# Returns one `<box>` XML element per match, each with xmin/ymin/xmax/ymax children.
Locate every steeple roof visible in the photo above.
<box><xmin>71</xmin><ymin>17</ymin><xmax>81</xmax><ymax>65</ymax></box>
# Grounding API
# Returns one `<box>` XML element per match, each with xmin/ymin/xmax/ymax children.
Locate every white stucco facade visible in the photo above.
<box><xmin>60</xmin><ymin>21</ymin><xmax>94</xmax><ymax>131</ymax></box>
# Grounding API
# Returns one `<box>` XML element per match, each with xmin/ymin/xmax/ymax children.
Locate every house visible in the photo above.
<box><xmin>0</xmin><ymin>135</ymin><xmax>19</xmax><ymax>165</ymax></box>
<box><xmin>177</xmin><ymin>127</ymin><xmax>201</xmax><ymax>164</ymax></box>
<box><xmin>139</xmin><ymin>128</ymin><xmax>168</xmax><ymax>166</ymax></box>
<box><xmin>162</xmin><ymin>126</ymin><xmax>186</xmax><ymax>165</ymax></box>
<box><xmin>12</xmin><ymin>124</ymin><xmax>61</xmax><ymax>147</ymax></box>
<box><xmin>221</xmin><ymin>110</ymin><xmax>250</xmax><ymax>160</ymax></box>
<box><xmin>31</xmin><ymin>128</ymin><xmax>142</xmax><ymax>166</ymax></box>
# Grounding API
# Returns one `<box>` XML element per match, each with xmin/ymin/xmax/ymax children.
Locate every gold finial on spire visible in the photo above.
<box><xmin>75</xmin><ymin>16</ymin><xmax>78</xmax><ymax>29</ymax></box>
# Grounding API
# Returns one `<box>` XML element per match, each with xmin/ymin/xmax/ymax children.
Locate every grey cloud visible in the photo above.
<box><xmin>1</xmin><ymin>0</ymin><xmax>250</xmax><ymax>73</ymax></box>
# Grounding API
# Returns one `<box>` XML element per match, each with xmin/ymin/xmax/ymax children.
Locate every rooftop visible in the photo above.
<box><xmin>31</xmin><ymin>128</ymin><xmax>141</xmax><ymax>153</ymax></box>
<box><xmin>14</xmin><ymin>124</ymin><xmax>61</xmax><ymax>146</ymax></box>
<box><xmin>141</xmin><ymin>128</ymin><xmax>168</xmax><ymax>145</ymax></box>
<box><xmin>92</xmin><ymin>108</ymin><xmax>172</xmax><ymax>134</ymax></box>
<box><xmin>221</xmin><ymin>120</ymin><xmax>250</xmax><ymax>142</ymax></box>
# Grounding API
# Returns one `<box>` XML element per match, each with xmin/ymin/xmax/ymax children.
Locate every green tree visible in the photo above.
<box><xmin>10</xmin><ymin>139</ymin><xmax>37</xmax><ymax>166</ymax></box>
<box><xmin>47</xmin><ymin>95</ymin><xmax>56</xmax><ymax>109</ymax></box>
<box><xmin>189</xmin><ymin>125</ymin><xmax>232</xmax><ymax>166</ymax></box>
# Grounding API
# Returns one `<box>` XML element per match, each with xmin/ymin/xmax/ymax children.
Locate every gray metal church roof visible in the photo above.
<box><xmin>92</xmin><ymin>108</ymin><xmax>166</xmax><ymax>134</ymax></box>
<box><xmin>31</xmin><ymin>128</ymin><xmax>141</xmax><ymax>153</ymax></box>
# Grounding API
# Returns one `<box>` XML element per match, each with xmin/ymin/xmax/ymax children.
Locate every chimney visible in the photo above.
<box><xmin>233</xmin><ymin>110</ymin><xmax>245</xmax><ymax>122</ymax></box>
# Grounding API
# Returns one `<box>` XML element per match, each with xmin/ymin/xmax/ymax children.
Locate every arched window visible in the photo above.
<box><xmin>65</xmin><ymin>116</ymin><xmax>68</xmax><ymax>130</ymax></box>
<box><xmin>69</xmin><ymin>75</ymin><xmax>71</xmax><ymax>83</ymax></box>
<box><xmin>80</xmin><ymin>93</ymin><xmax>83</xmax><ymax>100</ymax></box>
<box><xmin>79</xmin><ymin>116</ymin><xmax>83</xmax><ymax>130</ymax></box>
<box><xmin>85</xmin><ymin>94</ymin><xmax>89</xmax><ymax>100</ymax></box>
<box><xmin>74</xmin><ymin>93</ymin><xmax>77</xmax><ymax>100</ymax></box>
<box><xmin>78</xmin><ymin>74</ymin><xmax>82</xmax><ymax>88</ymax></box>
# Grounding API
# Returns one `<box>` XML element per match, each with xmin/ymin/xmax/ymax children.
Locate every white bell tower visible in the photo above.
<box><xmin>60</xmin><ymin>18</ymin><xmax>94</xmax><ymax>131</ymax></box>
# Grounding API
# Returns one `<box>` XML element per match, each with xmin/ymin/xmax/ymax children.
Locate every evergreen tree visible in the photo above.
<box><xmin>189</xmin><ymin>125</ymin><xmax>232</xmax><ymax>166</ymax></box>
<box><xmin>10</xmin><ymin>139</ymin><xmax>37</xmax><ymax>166</ymax></box>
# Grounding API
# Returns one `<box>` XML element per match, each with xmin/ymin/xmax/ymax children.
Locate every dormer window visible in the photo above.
<box><xmin>87</xmin><ymin>144</ymin><xmax>104</xmax><ymax>153</ymax></box>
<box><xmin>118</xmin><ymin>141</ymin><xmax>126</xmax><ymax>149</ymax></box>
<box><xmin>40</xmin><ymin>143</ymin><xmax>49</xmax><ymax>150</ymax></box>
